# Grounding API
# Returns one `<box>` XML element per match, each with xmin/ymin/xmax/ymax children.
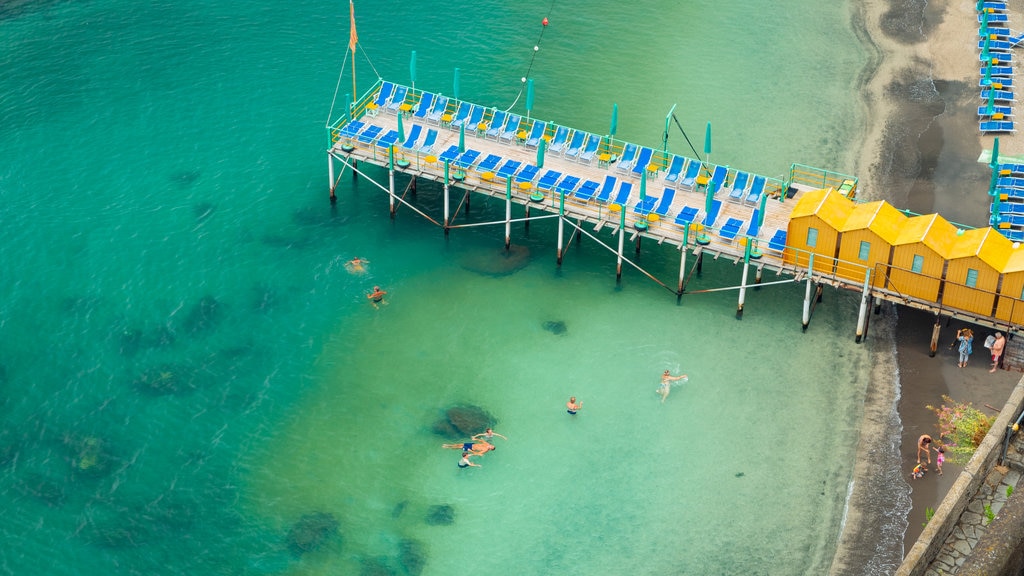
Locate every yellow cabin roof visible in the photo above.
<box><xmin>838</xmin><ymin>201</ymin><xmax>906</xmax><ymax>243</ymax></box>
<box><xmin>789</xmin><ymin>188</ymin><xmax>852</xmax><ymax>228</ymax></box>
<box><xmin>1003</xmin><ymin>241</ymin><xmax>1024</xmax><ymax>273</ymax></box>
<box><xmin>947</xmin><ymin>227</ymin><xmax>1014</xmax><ymax>269</ymax></box>
<box><xmin>893</xmin><ymin>214</ymin><xmax>957</xmax><ymax>256</ymax></box>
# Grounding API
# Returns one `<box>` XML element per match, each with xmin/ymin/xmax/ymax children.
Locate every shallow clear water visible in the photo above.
<box><xmin>0</xmin><ymin>1</ymin><xmax>883</xmax><ymax>574</ymax></box>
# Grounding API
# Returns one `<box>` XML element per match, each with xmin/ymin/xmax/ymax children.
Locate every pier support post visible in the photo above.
<box><xmin>929</xmin><ymin>315</ymin><xmax>941</xmax><ymax>357</ymax></box>
<box><xmin>616</xmin><ymin>203</ymin><xmax>626</xmax><ymax>280</ymax></box>
<box><xmin>855</xmin><ymin>269</ymin><xmax>872</xmax><ymax>343</ymax></box>
<box><xmin>635</xmin><ymin>234</ymin><xmax>642</xmax><ymax>255</ymax></box>
<box><xmin>388</xmin><ymin>147</ymin><xmax>396</xmax><ymax>218</ymax></box>
<box><xmin>328</xmin><ymin>153</ymin><xmax>336</xmax><ymax>203</ymax></box>
<box><xmin>411</xmin><ymin>176</ymin><xmax>417</xmax><ymax>197</ymax></box>
<box><xmin>557</xmin><ymin>191</ymin><xmax>566</xmax><ymax>266</ymax></box>
<box><xmin>505</xmin><ymin>178</ymin><xmax>512</xmax><ymax>250</ymax></box>
<box><xmin>678</xmin><ymin>226</ymin><xmax>689</xmax><ymax>297</ymax></box>
<box><xmin>737</xmin><ymin>242</ymin><xmax>751</xmax><ymax>319</ymax></box>
<box><xmin>696</xmin><ymin>252</ymin><xmax>703</xmax><ymax>275</ymax></box>
<box><xmin>352</xmin><ymin>159</ymin><xmax>358</xmax><ymax>180</ymax></box>
<box><xmin>802</xmin><ymin>255</ymin><xmax>814</xmax><ymax>331</ymax></box>
<box><xmin>443</xmin><ymin>161</ymin><xmax>451</xmax><ymax>237</ymax></box>
<box><xmin>525</xmin><ymin>205</ymin><xmax>530</xmax><ymax>233</ymax></box>
<box><xmin>754</xmin><ymin>265</ymin><xmax>763</xmax><ymax>289</ymax></box>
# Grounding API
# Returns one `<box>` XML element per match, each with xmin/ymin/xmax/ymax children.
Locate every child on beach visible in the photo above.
<box><xmin>911</xmin><ymin>463</ymin><xmax>926</xmax><ymax>480</ymax></box>
<box><xmin>956</xmin><ymin>328</ymin><xmax>973</xmax><ymax>368</ymax></box>
<box><xmin>933</xmin><ymin>446</ymin><xmax>945</xmax><ymax>476</ymax></box>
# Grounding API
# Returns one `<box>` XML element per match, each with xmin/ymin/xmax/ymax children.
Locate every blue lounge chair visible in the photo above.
<box><xmin>458</xmin><ymin>105</ymin><xmax>485</xmax><ymax>131</ymax></box>
<box><xmin>745</xmin><ymin>175</ymin><xmax>766</xmax><ymax>204</ymax></box>
<box><xmin>980</xmin><ymin>13</ymin><xmax>1009</xmax><ymax>24</ymax></box>
<box><xmin>718</xmin><ymin>218</ymin><xmax>744</xmax><ymax>241</ymax></box>
<box><xmin>574</xmin><ymin>180</ymin><xmax>601</xmax><ymax>201</ymax></box>
<box><xmin>356</xmin><ymin>124</ymin><xmax>383</xmax><ymax>144</ymax></box>
<box><xmin>536</xmin><ymin>170</ymin><xmax>562</xmax><ymax>191</ymax></box>
<box><xmin>680</xmin><ymin>162</ymin><xmax>702</xmax><ymax>189</ymax></box>
<box><xmin>448</xmin><ymin>102</ymin><xmax>471</xmax><ymax>128</ymax></box>
<box><xmin>386</xmin><ymin>85</ymin><xmax>409</xmax><ymax>112</ymax></box>
<box><xmin>980</xmin><ymin>65</ymin><xmax>1014</xmax><ymax>77</ymax></box>
<box><xmin>981</xmin><ymin>89</ymin><xmax>1015</xmax><ymax>101</ymax></box>
<box><xmin>767</xmin><ymin>229</ymin><xmax>787</xmax><ymax>252</ymax></box>
<box><xmin>674</xmin><ymin>206</ymin><xmax>699</xmax><ymax>226</ymax></box>
<box><xmin>633</xmin><ymin>193</ymin><xmax>657</xmax><ymax>215</ymax></box>
<box><xmin>525</xmin><ymin>121</ymin><xmax>547</xmax><ymax>147</ymax></box>
<box><xmin>981</xmin><ymin>120</ymin><xmax>1016</xmax><ymax>132</ymax></box>
<box><xmin>703</xmin><ymin>200</ymin><xmax>723</xmax><ymax>227</ymax></box>
<box><xmin>653</xmin><ymin>188</ymin><xmax>676</xmax><ymax>217</ymax></box>
<box><xmin>978</xmin><ymin>105</ymin><xmax>1014</xmax><ymax>116</ymax></box>
<box><xmin>496</xmin><ymin>159</ymin><xmax>522</xmax><ymax>180</ymax></box>
<box><xmin>417</xmin><ymin>128</ymin><xmax>438</xmax><ymax>153</ymax></box>
<box><xmin>515</xmin><ymin>164</ymin><xmax>540</xmax><ymax>183</ymax></box>
<box><xmin>979</xmin><ymin>77</ymin><xmax>1013</xmax><ymax>88</ymax></box>
<box><xmin>548</xmin><ymin>126</ymin><xmax>570</xmax><ymax>153</ymax></box>
<box><xmin>663</xmin><ymin>156</ymin><xmax>686</xmax><ymax>185</ymax></box>
<box><xmin>631</xmin><ymin>147</ymin><xmax>655</xmax><ymax>176</ymax></box>
<box><xmin>579</xmin><ymin>134</ymin><xmax>600</xmax><ymax>164</ymax></box>
<box><xmin>555</xmin><ymin>175</ymin><xmax>581</xmax><ymax>195</ymax></box>
<box><xmin>563</xmin><ymin>131</ymin><xmax>585</xmax><ymax>159</ymax></box>
<box><xmin>615</xmin><ymin>144</ymin><xmax>638</xmax><ymax>173</ymax></box>
<box><xmin>339</xmin><ymin>120</ymin><xmax>365</xmax><ymax>138</ymax></box>
<box><xmin>427</xmin><ymin>96</ymin><xmax>449</xmax><ymax>123</ymax></box>
<box><xmin>596</xmin><ymin>175</ymin><xmax>618</xmax><ymax>202</ymax></box>
<box><xmin>485</xmin><ymin>110</ymin><xmax>508</xmax><ymax>139</ymax></box>
<box><xmin>401</xmin><ymin>124</ymin><xmax>423</xmax><ymax>149</ymax></box>
<box><xmin>413</xmin><ymin>92</ymin><xmax>435</xmax><ymax>119</ymax></box>
<box><xmin>981</xmin><ymin>1</ymin><xmax>1007</xmax><ymax>10</ymax></box>
<box><xmin>499</xmin><ymin>114</ymin><xmax>523</xmax><ymax>142</ymax></box>
<box><xmin>453</xmin><ymin>149</ymin><xmax>481</xmax><ymax>170</ymax></box>
<box><xmin>708</xmin><ymin>165</ymin><xmax>728</xmax><ymax>193</ymax></box>
<box><xmin>438</xmin><ymin>145</ymin><xmax>460</xmax><ymax>163</ymax></box>
<box><xmin>477</xmin><ymin>154</ymin><xmax>502</xmax><ymax>172</ymax></box>
<box><xmin>745</xmin><ymin>210</ymin><xmax>762</xmax><ymax>238</ymax></box>
<box><xmin>611</xmin><ymin>182</ymin><xmax>633</xmax><ymax>206</ymax></box>
<box><xmin>376</xmin><ymin>129</ymin><xmax>400</xmax><ymax>148</ymax></box>
<box><xmin>1000</xmin><ymin>163</ymin><xmax>1024</xmax><ymax>175</ymax></box>
<box><xmin>998</xmin><ymin>176</ymin><xmax>1024</xmax><ymax>188</ymax></box>
<box><xmin>372</xmin><ymin>82</ymin><xmax>394</xmax><ymax>108</ymax></box>
<box><xmin>979</xmin><ymin>39</ymin><xmax>1014</xmax><ymax>51</ymax></box>
<box><xmin>728</xmin><ymin>171</ymin><xmax>751</xmax><ymax>202</ymax></box>
<box><xmin>981</xmin><ymin>52</ymin><xmax>1012</xmax><ymax>64</ymax></box>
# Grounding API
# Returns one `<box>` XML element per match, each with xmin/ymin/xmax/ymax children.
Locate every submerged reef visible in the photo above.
<box><xmin>430</xmin><ymin>405</ymin><xmax>495</xmax><ymax>440</ymax></box>
<box><xmin>285</xmin><ymin>512</ymin><xmax>340</xmax><ymax>557</ymax></box>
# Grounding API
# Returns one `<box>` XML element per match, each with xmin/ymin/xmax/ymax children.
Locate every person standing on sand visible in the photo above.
<box><xmin>956</xmin><ymin>328</ymin><xmax>973</xmax><ymax>368</ymax></box>
<box><xmin>917</xmin><ymin>434</ymin><xmax>932</xmax><ymax>465</ymax></box>
<box><xmin>989</xmin><ymin>332</ymin><xmax>1006</xmax><ymax>373</ymax></box>
<box><xmin>933</xmin><ymin>446</ymin><xmax>945</xmax><ymax>476</ymax></box>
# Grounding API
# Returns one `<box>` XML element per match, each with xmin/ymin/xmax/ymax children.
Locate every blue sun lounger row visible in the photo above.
<box><xmin>981</xmin><ymin>89</ymin><xmax>1015</xmax><ymax>101</ymax></box>
<box><xmin>980</xmin><ymin>77</ymin><xmax>1013</xmax><ymax>88</ymax></box>
<box><xmin>979</xmin><ymin>39</ymin><xmax>1014</xmax><ymax>51</ymax></box>
<box><xmin>981</xmin><ymin>52</ymin><xmax>1012</xmax><ymax>64</ymax></box>
<box><xmin>999</xmin><ymin>163</ymin><xmax>1024</xmax><ymax>176</ymax></box>
<box><xmin>980</xmin><ymin>64</ymin><xmax>1014</xmax><ymax>77</ymax></box>
<box><xmin>980</xmin><ymin>13</ymin><xmax>1009</xmax><ymax>24</ymax></box>
<box><xmin>978</xmin><ymin>105</ymin><xmax>1013</xmax><ymax>116</ymax></box>
<box><xmin>981</xmin><ymin>120</ymin><xmax>1016</xmax><ymax>132</ymax></box>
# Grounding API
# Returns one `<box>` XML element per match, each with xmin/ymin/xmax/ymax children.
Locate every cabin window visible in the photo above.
<box><xmin>806</xmin><ymin>227</ymin><xmax>818</xmax><ymax>248</ymax></box>
<box><xmin>858</xmin><ymin>241</ymin><xmax>871</xmax><ymax>261</ymax></box>
<box><xmin>911</xmin><ymin>255</ymin><xmax>924</xmax><ymax>273</ymax></box>
<box><xmin>965</xmin><ymin>268</ymin><xmax>979</xmax><ymax>288</ymax></box>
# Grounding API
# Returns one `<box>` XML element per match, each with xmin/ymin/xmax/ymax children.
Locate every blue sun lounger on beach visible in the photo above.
<box><xmin>978</xmin><ymin>105</ymin><xmax>1013</xmax><ymax>116</ymax></box>
<box><xmin>980</xmin><ymin>77</ymin><xmax>1014</xmax><ymax>89</ymax></box>
<box><xmin>426</xmin><ymin>96</ymin><xmax>449</xmax><ymax>123</ymax></box>
<box><xmin>728</xmin><ymin>171</ymin><xmax>751</xmax><ymax>202</ymax></box>
<box><xmin>709</xmin><ymin>165</ymin><xmax>728</xmax><ymax>193</ymax></box>
<box><xmin>998</xmin><ymin>176</ymin><xmax>1024</xmax><ymax>188</ymax></box>
<box><xmin>417</xmin><ymin>128</ymin><xmax>438</xmax><ymax>153</ymax></box>
<box><xmin>537</xmin><ymin>170</ymin><xmax>562</xmax><ymax>191</ymax></box>
<box><xmin>767</xmin><ymin>230</ymin><xmax>787</xmax><ymax>252</ymax></box>
<box><xmin>500</xmin><ymin>115</ymin><xmax>523</xmax><ymax>142</ymax></box>
<box><xmin>981</xmin><ymin>65</ymin><xmax>1014</xmax><ymax>77</ymax></box>
<box><xmin>998</xmin><ymin>202</ymin><xmax>1024</xmax><ymax>214</ymax></box>
<box><xmin>496</xmin><ymin>159</ymin><xmax>522</xmax><ymax>180</ymax></box>
<box><xmin>611</xmin><ymin>181</ymin><xmax>633</xmax><ymax>206</ymax></box>
<box><xmin>633</xmin><ymin>193</ymin><xmax>657</xmax><ymax>215</ymax></box>
<box><xmin>674</xmin><ymin>206</ymin><xmax>699</xmax><ymax>227</ymax></box>
<box><xmin>372</xmin><ymin>82</ymin><xmax>394</xmax><ymax>108</ymax></box>
<box><xmin>663</xmin><ymin>156</ymin><xmax>686</xmax><ymax>185</ymax></box>
<box><xmin>356</xmin><ymin>124</ymin><xmax>383</xmax><ymax>144</ymax></box>
<box><xmin>451</xmin><ymin>104</ymin><xmax>478</xmax><ymax>129</ymax></box>
<box><xmin>447</xmin><ymin>102</ymin><xmax>470</xmax><ymax>128</ymax></box>
<box><xmin>485</xmin><ymin>110</ymin><xmax>509</xmax><ymax>139</ymax></box>
<box><xmin>981</xmin><ymin>52</ymin><xmax>1012</xmax><ymax>64</ymax></box>
<box><xmin>459</xmin><ymin>105</ymin><xmax>485</xmax><ymax>131</ymax></box>
<box><xmin>573</xmin><ymin>179</ymin><xmax>601</xmax><ymax>201</ymax></box>
<box><xmin>718</xmin><ymin>218</ymin><xmax>743</xmax><ymax>241</ymax></box>
<box><xmin>680</xmin><ymin>162</ymin><xmax>702</xmax><ymax>189</ymax></box>
<box><xmin>997</xmin><ymin>188</ymin><xmax>1024</xmax><ymax>200</ymax></box>
<box><xmin>980</xmin><ymin>13</ymin><xmax>1009</xmax><ymax>24</ymax></box>
<box><xmin>595</xmin><ymin>175</ymin><xmax>618</xmax><ymax>202</ymax></box>
<box><xmin>703</xmin><ymin>200</ymin><xmax>723</xmax><ymax>227</ymax></box>
<box><xmin>548</xmin><ymin>126</ymin><xmax>570</xmax><ymax>153</ymax></box>
<box><xmin>413</xmin><ymin>93</ymin><xmax>435</xmax><ymax>119</ymax></box>
<box><xmin>555</xmin><ymin>175</ymin><xmax>580</xmax><ymax>196</ymax></box>
<box><xmin>1000</xmin><ymin>163</ymin><xmax>1024</xmax><ymax>175</ymax></box>
<box><xmin>615</xmin><ymin>144</ymin><xmax>638</xmax><ymax>173</ymax></box>
<box><xmin>515</xmin><ymin>164</ymin><xmax>540</xmax><ymax>183</ymax></box>
<box><xmin>525</xmin><ymin>121</ymin><xmax>547</xmax><ymax>147</ymax></box>
<box><xmin>745</xmin><ymin>176</ymin><xmax>766</xmax><ymax>205</ymax></box>
<box><xmin>653</xmin><ymin>188</ymin><xmax>676</xmax><ymax>217</ymax></box>
<box><xmin>376</xmin><ymin>129</ymin><xmax>400</xmax><ymax>148</ymax></box>
<box><xmin>631</xmin><ymin>147</ymin><xmax>655</xmax><ymax>176</ymax></box>
<box><xmin>981</xmin><ymin>120</ymin><xmax>1016</xmax><ymax>132</ymax></box>
<box><xmin>386</xmin><ymin>85</ymin><xmax>409</xmax><ymax>112</ymax></box>
<box><xmin>401</xmin><ymin>124</ymin><xmax>422</xmax><ymax>149</ymax></box>
<box><xmin>339</xmin><ymin>120</ymin><xmax>365</xmax><ymax>138</ymax></box>
<box><xmin>745</xmin><ymin>210</ymin><xmax>762</xmax><ymax>238</ymax></box>
<box><xmin>980</xmin><ymin>39</ymin><xmax>1014</xmax><ymax>51</ymax></box>
<box><xmin>453</xmin><ymin>149</ymin><xmax>481</xmax><ymax>169</ymax></box>
<box><xmin>980</xmin><ymin>1</ymin><xmax>1007</xmax><ymax>11</ymax></box>
<box><xmin>438</xmin><ymin>144</ymin><xmax>460</xmax><ymax>163</ymax></box>
<box><xmin>579</xmin><ymin>135</ymin><xmax>601</xmax><ymax>164</ymax></box>
<box><xmin>477</xmin><ymin>154</ymin><xmax>502</xmax><ymax>172</ymax></box>
<box><xmin>563</xmin><ymin>131</ymin><xmax>586</xmax><ymax>159</ymax></box>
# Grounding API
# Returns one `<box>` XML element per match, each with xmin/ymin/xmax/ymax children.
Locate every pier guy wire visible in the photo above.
<box><xmin>332</xmin><ymin>153</ymin><xmax>442</xmax><ymax>226</ymax></box>
<box><xmin>502</xmin><ymin>0</ymin><xmax>558</xmax><ymax>112</ymax></box>
<box><xmin>563</xmin><ymin>218</ymin><xmax>676</xmax><ymax>294</ymax></box>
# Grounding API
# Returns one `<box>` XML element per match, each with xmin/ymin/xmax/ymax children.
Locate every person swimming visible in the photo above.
<box><xmin>367</xmin><ymin>286</ymin><xmax>386</xmax><ymax>308</ymax></box>
<box><xmin>658</xmin><ymin>370</ymin><xmax>688</xmax><ymax>403</ymax></box>
<box><xmin>442</xmin><ymin>441</ymin><xmax>494</xmax><ymax>456</ymax></box>
<box><xmin>472</xmin><ymin>428</ymin><xmax>507</xmax><ymax>442</ymax></box>
<box><xmin>566</xmin><ymin>396</ymin><xmax>581</xmax><ymax>415</ymax></box>
<box><xmin>458</xmin><ymin>452</ymin><xmax>480</xmax><ymax>468</ymax></box>
<box><xmin>345</xmin><ymin>257</ymin><xmax>369</xmax><ymax>273</ymax></box>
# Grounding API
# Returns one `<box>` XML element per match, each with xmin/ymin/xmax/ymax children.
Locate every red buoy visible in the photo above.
<box><xmin>542</xmin><ymin>17</ymin><xmax>549</xmax><ymax>26</ymax></box>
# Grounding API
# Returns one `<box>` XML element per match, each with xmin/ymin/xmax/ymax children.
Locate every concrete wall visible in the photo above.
<box><xmin>1001</xmin><ymin>335</ymin><xmax>1024</xmax><ymax>371</ymax></box>
<box><xmin>894</xmin><ymin>377</ymin><xmax>1024</xmax><ymax>576</ymax></box>
<box><xmin>958</xmin><ymin>485</ymin><xmax>1024</xmax><ymax>576</ymax></box>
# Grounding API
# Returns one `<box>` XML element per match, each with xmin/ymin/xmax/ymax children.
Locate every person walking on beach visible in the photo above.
<box><xmin>566</xmin><ymin>396</ymin><xmax>582</xmax><ymax>415</ymax></box>
<box><xmin>989</xmin><ymin>332</ymin><xmax>1006</xmax><ymax>373</ymax></box>
<box><xmin>956</xmin><ymin>328</ymin><xmax>974</xmax><ymax>368</ymax></box>
<box><xmin>658</xmin><ymin>370</ymin><xmax>688</xmax><ymax>403</ymax></box>
<box><xmin>917</xmin><ymin>434</ymin><xmax>932</xmax><ymax>466</ymax></box>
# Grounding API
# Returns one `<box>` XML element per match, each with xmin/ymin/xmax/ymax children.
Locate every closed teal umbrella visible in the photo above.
<box><xmin>704</xmin><ymin>122</ymin><xmax>712</xmax><ymax>155</ymax></box>
<box><xmin>458</xmin><ymin>122</ymin><xmax>465</xmax><ymax>153</ymax></box>
<box><xmin>987</xmin><ymin>84</ymin><xmax>996</xmax><ymax>115</ymax></box>
<box><xmin>410</xmin><ymin>50</ymin><xmax>417</xmax><ymax>90</ymax></box>
<box><xmin>397</xmin><ymin>111</ymin><xmax>405</xmax><ymax>144</ymax></box>
<box><xmin>537</xmin><ymin>137</ymin><xmax>546</xmax><ymax>168</ymax></box>
<box><xmin>758</xmin><ymin>186</ymin><xmax>768</xmax><ymax>227</ymax></box>
<box><xmin>991</xmin><ymin>137</ymin><xmax>1002</xmax><ymax>220</ymax></box>
<box><xmin>609</xmin><ymin>103</ymin><xmax>618</xmax><ymax>137</ymax></box>
<box><xmin>639</xmin><ymin>169</ymin><xmax>647</xmax><ymax>207</ymax></box>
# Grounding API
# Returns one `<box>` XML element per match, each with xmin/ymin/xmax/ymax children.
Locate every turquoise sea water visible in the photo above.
<box><xmin>0</xmin><ymin>1</ymin><xmax>892</xmax><ymax>574</ymax></box>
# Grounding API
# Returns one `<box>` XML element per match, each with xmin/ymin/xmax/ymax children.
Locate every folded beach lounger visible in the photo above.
<box><xmin>674</xmin><ymin>206</ymin><xmax>700</xmax><ymax>227</ymax></box>
<box><xmin>426</xmin><ymin>96</ymin><xmax>449</xmax><ymax>123</ymax></box>
<box><xmin>745</xmin><ymin>176</ymin><xmax>766</xmax><ymax>205</ymax></box>
<box><xmin>1000</xmin><ymin>163</ymin><xmax>1024</xmax><ymax>175</ymax></box>
<box><xmin>515</xmin><ymin>164</ymin><xmax>540</xmax><ymax>183</ymax></box>
<box><xmin>997</xmin><ymin>202</ymin><xmax>1024</xmax><ymax>214</ymax></box>
<box><xmin>485</xmin><ymin>110</ymin><xmax>509</xmax><ymax>139</ymax></box>
<box><xmin>453</xmin><ymin>149</ymin><xmax>481</xmax><ymax>170</ymax></box>
<box><xmin>579</xmin><ymin>135</ymin><xmax>600</xmax><ymax>164</ymax></box>
<box><xmin>448</xmin><ymin>102</ymin><xmax>471</xmax><ymax>128</ymax></box>
<box><xmin>548</xmin><ymin>126</ymin><xmax>570</xmax><ymax>153</ymax></box>
<box><xmin>709</xmin><ymin>165</ymin><xmax>728</xmax><ymax>194</ymax></box>
<box><xmin>496</xmin><ymin>159</ymin><xmax>522</xmax><ymax>180</ymax></box>
<box><xmin>998</xmin><ymin>187</ymin><xmax>1024</xmax><ymax>200</ymax></box>
<box><xmin>537</xmin><ymin>170</ymin><xmax>562</xmax><ymax>191</ymax></box>
<box><xmin>573</xmin><ymin>179</ymin><xmax>601</xmax><ymax>201</ymax></box>
<box><xmin>413</xmin><ymin>92</ymin><xmax>435</xmax><ymax>119</ymax></box>
<box><xmin>728</xmin><ymin>171</ymin><xmax>751</xmax><ymax>202</ymax></box>
<box><xmin>977</xmin><ymin>105</ymin><xmax>1013</xmax><ymax>116</ymax></box>
<box><xmin>981</xmin><ymin>52</ymin><xmax>1012</xmax><ymax>64</ymax></box>
<box><xmin>979</xmin><ymin>13</ymin><xmax>1009</xmax><ymax>24</ymax></box>
<box><xmin>356</xmin><ymin>124</ymin><xmax>384</xmax><ymax>144</ymax></box>
<box><xmin>653</xmin><ymin>188</ymin><xmax>676</xmax><ymax>217</ymax></box>
<box><xmin>611</xmin><ymin>182</ymin><xmax>633</xmax><ymax>206</ymax></box>
<box><xmin>718</xmin><ymin>218</ymin><xmax>744</xmax><ymax>241</ymax></box>
<box><xmin>417</xmin><ymin>128</ymin><xmax>438</xmax><ymax>153</ymax></box>
<box><xmin>980</xmin><ymin>65</ymin><xmax>1014</xmax><ymax>77</ymax></box>
<box><xmin>525</xmin><ymin>121</ymin><xmax>547</xmax><ymax>147</ymax></box>
<box><xmin>339</xmin><ymin>120</ymin><xmax>365</xmax><ymax>138</ymax></box>
<box><xmin>1005</xmin><ymin>229</ymin><xmax>1024</xmax><ymax>242</ymax></box>
<box><xmin>499</xmin><ymin>115</ymin><xmax>523</xmax><ymax>142</ymax></box>
<box><xmin>981</xmin><ymin>120</ymin><xmax>1016</xmax><ymax>132</ymax></box>
<box><xmin>979</xmin><ymin>77</ymin><xmax>1013</xmax><ymax>89</ymax></box>
<box><xmin>596</xmin><ymin>175</ymin><xmax>618</xmax><ymax>203</ymax></box>
<box><xmin>615</xmin><ymin>144</ymin><xmax>639</xmax><ymax>173</ymax></box>
<box><xmin>438</xmin><ymin>145</ymin><xmax>461</xmax><ymax>163</ymax></box>
<box><xmin>555</xmin><ymin>175</ymin><xmax>581</xmax><ymax>196</ymax></box>
<box><xmin>663</xmin><ymin>156</ymin><xmax>686</xmax><ymax>185</ymax></box>
<box><xmin>745</xmin><ymin>210</ymin><xmax>762</xmax><ymax>238</ymax></box>
<box><xmin>375</xmin><ymin>129</ymin><xmax>400</xmax><ymax>148</ymax></box>
<box><xmin>631</xmin><ymin>147</ymin><xmax>655</xmax><ymax>176</ymax></box>
<box><xmin>680</xmin><ymin>162</ymin><xmax>702</xmax><ymax>189</ymax></box>
<box><xmin>477</xmin><ymin>154</ymin><xmax>503</xmax><ymax>172</ymax></box>
<box><xmin>980</xmin><ymin>1</ymin><xmax>1007</xmax><ymax>12</ymax></box>
<box><xmin>633</xmin><ymin>194</ymin><xmax>657</xmax><ymax>215</ymax></box>
<box><xmin>372</xmin><ymin>82</ymin><xmax>394</xmax><ymax>108</ymax></box>
<box><xmin>997</xmin><ymin>176</ymin><xmax>1024</xmax><ymax>188</ymax></box>
<box><xmin>458</xmin><ymin>105</ymin><xmax>485</xmax><ymax>131</ymax></box>
<box><xmin>767</xmin><ymin>230</ymin><xmax>788</xmax><ymax>252</ymax></box>
<box><xmin>563</xmin><ymin>131</ymin><xmax>586</xmax><ymax>159</ymax></box>
<box><xmin>703</xmin><ymin>200</ymin><xmax>723</xmax><ymax>227</ymax></box>
<box><xmin>979</xmin><ymin>39</ymin><xmax>1014</xmax><ymax>51</ymax></box>
<box><xmin>386</xmin><ymin>85</ymin><xmax>409</xmax><ymax>112</ymax></box>
<box><xmin>401</xmin><ymin>124</ymin><xmax>423</xmax><ymax>149</ymax></box>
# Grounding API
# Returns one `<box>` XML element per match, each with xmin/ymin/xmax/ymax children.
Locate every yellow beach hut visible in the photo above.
<box><xmin>942</xmin><ymin>227</ymin><xmax>1009</xmax><ymax>316</ymax></box>
<box><xmin>995</xmin><ymin>242</ymin><xmax>1024</xmax><ymax>324</ymax></box>
<box><xmin>784</xmin><ymin>188</ymin><xmax>853</xmax><ymax>272</ymax></box>
<box><xmin>888</xmin><ymin>214</ymin><xmax>957</xmax><ymax>302</ymax></box>
<box><xmin>834</xmin><ymin>200</ymin><xmax>906</xmax><ymax>283</ymax></box>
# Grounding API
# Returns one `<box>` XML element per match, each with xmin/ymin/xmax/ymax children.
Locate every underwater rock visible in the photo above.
<box><xmin>18</xmin><ymin>472</ymin><xmax>65</xmax><ymax>507</ymax></box>
<box><xmin>398</xmin><ymin>538</ymin><xmax>427</xmax><ymax>576</ymax></box>
<box><xmin>459</xmin><ymin>244</ymin><xmax>530</xmax><ymax>277</ymax></box>
<box><xmin>251</xmin><ymin>284</ymin><xmax>278</xmax><ymax>313</ymax></box>
<box><xmin>119</xmin><ymin>324</ymin><xmax>176</xmax><ymax>356</ymax></box>
<box><xmin>285</xmin><ymin>512</ymin><xmax>340</xmax><ymax>557</ymax></box>
<box><xmin>424</xmin><ymin>504</ymin><xmax>455</xmax><ymax>526</ymax></box>
<box><xmin>542</xmin><ymin>320</ymin><xmax>567</xmax><ymax>335</ymax></box>
<box><xmin>132</xmin><ymin>363</ymin><xmax>198</xmax><ymax>396</ymax></box>
<box><xmin>182</xmin><ymin>295</ymin><xmax>222</xmax><ymax>334</ymax></box>
<box><xmin>391</xmin><ymin>500</ymin><xmax>408</xmax><ymax>519</ymax></box>
<box><xmin>430</xmin><ymin>405</ymin><xmax>495</xmax><ymax>440</ymax></box>
<box><xmin>193</xmin><ymin>202</ymin><xmax>215</xmax><ymax>222</ymax></box>
<box><xmin>68</xmin><ymin>435</ymin><xmax>113</xmax><ymax>477</ymax></box>
<box><xmin>170</xmin><ymin>169</ymin><xmax>201</xmax><ymax>188</ymax></box>
<box><xmin>359</xmin><ymin>557</ymin><xmax>397</xmax><ymax>576</ymax></box>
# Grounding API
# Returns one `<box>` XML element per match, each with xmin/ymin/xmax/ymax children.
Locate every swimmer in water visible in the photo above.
<box><xmin>345</xmin><ymin>257</ymin><xmax>369</xmax><ymax>273</ymax></box>
<box><xmin>472</xmin><ymin>428</ymin><xmax>508</xmax><ymax>442</ymax></box>
<box><xmin>566</xmin><ymin>396</ymin><xmax>582</xmax><ymax>415</ymax></box>
<box><xmin>658</xmin><ymin>370</ymin><xmax>688</xmax><ymax>403</ymax></box>
<box><xmin>367</xmin><ymin>285</ymin><xmax>386</xmax><ymax>308</ymax></box>
<box><xmin>442</xmin><ymin>441</ymin><xmax>495</xmax><ymax>456</ymax></box>
<box><xmin>458</xmin><ymin>452</ymin><xmax>480</xmax><ymax>468</ymax></box>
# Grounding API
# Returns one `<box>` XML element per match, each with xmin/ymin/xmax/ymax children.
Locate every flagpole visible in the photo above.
<box><xmin>349</xmin><ymin>0</ymin><xmax>358</xmax><ymax>103</ymax></box>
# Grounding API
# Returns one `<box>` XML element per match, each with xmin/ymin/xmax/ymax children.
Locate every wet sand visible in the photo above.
<box><xmin>833</xmin><ymin>0</ymin><xmax>1024</xmax><ymax>572</ymax></box>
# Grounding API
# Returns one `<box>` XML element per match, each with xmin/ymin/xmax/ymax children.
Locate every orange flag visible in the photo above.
<box><xmin>348</xmin><ymin>0</ymin><xmax>358</xmax><ymax>53</ymax></box>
